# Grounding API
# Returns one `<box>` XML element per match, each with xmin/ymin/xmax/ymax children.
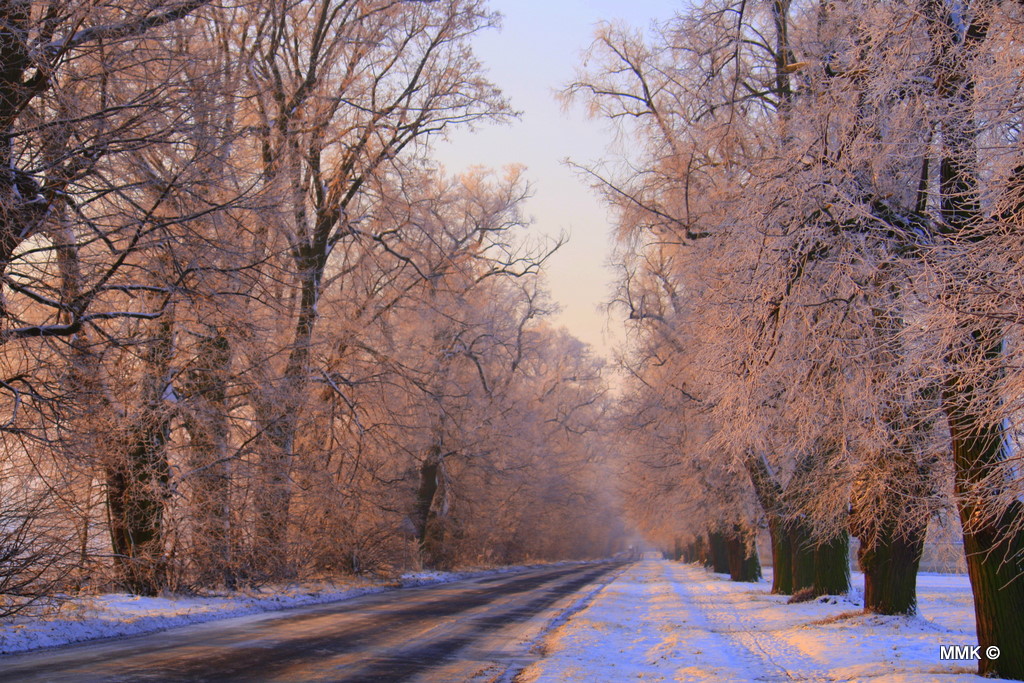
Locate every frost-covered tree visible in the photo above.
<box><xmin>574</xmin><ymin>3</ymin><xmax>1024</xmax><ymax>672</ymax></box>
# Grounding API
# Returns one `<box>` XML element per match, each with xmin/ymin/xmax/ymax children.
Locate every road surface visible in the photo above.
<box><xmin>0</xmin><ymin>562</ymin><xmax>626</xmax><ymax>682</ymax></box>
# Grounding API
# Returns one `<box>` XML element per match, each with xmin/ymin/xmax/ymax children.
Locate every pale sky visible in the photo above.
<box><xmin>432</xmin><ymin>0</ymin><xmax>679</xmax><ymax>358</ymax></box>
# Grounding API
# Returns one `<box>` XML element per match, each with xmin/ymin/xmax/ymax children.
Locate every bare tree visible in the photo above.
<box><xmin>0</xmin><ymin>0</ymin><xmax>262</xmax><ymax>596</ymax></box>
<box><xmin>218</xmin><ymin>0</ymin><xmax>513</xmax><ymax>576</ymax></box>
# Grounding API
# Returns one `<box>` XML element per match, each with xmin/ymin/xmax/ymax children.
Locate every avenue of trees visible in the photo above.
<box><xmin>6</xmin><ymin>1</ymin><xmax>1024</xmax><ymax>680</ymax></box>
<box><xmin>571</xmin><ymin>0</ymin><xmax>1024</xmax><ymax>678</ymax></box>
<box><xmin>0</xmin><ymin>0</ymin><xmax>624</xmax><ymax>615</ymax></box>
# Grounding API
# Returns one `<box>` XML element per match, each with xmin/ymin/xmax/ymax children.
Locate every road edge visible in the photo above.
<box><xmin>500</xmin><ymin>560</ymin><xmax>634</xmax><ymax>683</ymax></box>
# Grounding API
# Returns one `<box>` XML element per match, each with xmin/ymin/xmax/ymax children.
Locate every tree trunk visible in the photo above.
<box><xmin>413</xmin><ymin>457</ymin><xmax>438</xmax><ymax>545</ymax></box>
<box><xmin>251</xmin><ymin>258</ymin><xmax>322</xmax><ymax>578</ymax></box>
<box><xmin>182</xmin><ymin>332</ymin><xmax>234</xmax><ymax>588</ymax></box>
<box><xmin>813</xmin><ymin>529</ymin><xmax>850</xmax><ymax>596</ymax></box>
<box><xmin>926</xmin><ymin>0</ymin><xmax>1024</xmax><ymax>672</ymax></box>
<box><xmin>790</xmin><ymin>519</ymin><xmax>815</xmax><ymax>593</ymax></box>
<box><xmin>693</xmin><ymin>534</ymin><xmax>709</xmax><ymax>567</ymax></box>
<box><xmin>185</xmin><ymin>420</ymin><xmax>232</xmax><ymax>587</ymax></box>
<box><xmin>708</xmin><ymin>530</ymin><xmax>730</xmax><ymax>574</ymax></box>
<box><xmin>727</xmin><ymin>525</ymin><xmax>762</xmax><ymax>582</ymax></box>
<box><xmin>0</xmin><ymin>3</ymin><xmax>49</xmax><ymax>274</ymax></box>
<box><xmin>106</xmin><ymin>413</ymin><xmax>172</xmax><ymax>596</ymax></box>
<box><xmin>105</xmin><ymin>317</ymin><xmax>174</xmax><ymax>596</ymax></box>
<box><xmin>858</xmin><ymin>521</ymin><xmax>926</xmax><ymax>615</ymax></box>
<box><xmin>412</xmin><ymin>448</ymin><xmax>452</xmax><ymax>569</ymax></box>
<box><xmin>742</xmin><ymin>545</ymin><xmax>763</xmax><ymax>583</ymax></box>
<box><xmin>960</xmin><ymin>504</ymin><xmax>1024</xmax><ymax>679</ymax></box>
<box><xmin>946</xmin><ymin>397</ymin><xmax>1024</xmax><ymax>678</ymax></box>
<box><xmin>768</xmin><ymin>515</ymin><xmax>793</xmax><ymax>594</ymax></box>
<box><xmin>742</xmin><ymin>450</ymin><xmax>797</xmax><ymax>591</ymax></box>
<box><xmin>253</xmin><ymin>432</ymin><xmax>293</xmax><ymax>578</ymax></box>
<box><xmin>726</xmin><ymin>531</ymin><xmax>743</xmax><ymax>578</ymax></box>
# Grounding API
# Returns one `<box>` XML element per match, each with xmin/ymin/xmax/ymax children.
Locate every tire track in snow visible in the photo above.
<box><xmin>520</xmin><ymin>560</ymin><xmax>757</xmax><ymax>681</ymax></box>
<box><xmin>526</xmin><ymin>561</ymin><xmax>985</xmax><ymax>682</ymax></box>
<box><xmin>665</xmin><ymin>563</ymin><xmax>821</xmax><ymax>681</ymax></box>
<box><xmin>523</xmin><ymin>559</ymin><xmax>821</xmax><ymax>682</ymax></box>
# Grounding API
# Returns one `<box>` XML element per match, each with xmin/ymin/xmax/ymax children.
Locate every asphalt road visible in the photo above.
<box><xmin>0</xmin><ymin>562</ymin><xmax>626</xmax><ymax>683</ymax></box>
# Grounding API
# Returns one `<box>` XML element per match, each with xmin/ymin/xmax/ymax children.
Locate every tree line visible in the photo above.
<box><xmin>0</xmin><ymin>0</ymin><xmax>624</xmax><ymax>613</ymax></box>
<box><xmin>571</xmin><ymin>0</ymin><xmax>1024</xmax><ymax>679</ymax></box>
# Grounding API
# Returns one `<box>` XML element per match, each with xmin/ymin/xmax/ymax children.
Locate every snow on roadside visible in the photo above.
<box><xmin>519</xmin><ymin>559</ymin><xmax>994</xmax><ymax>682</ymax></box>
<box><xmin>0</xmin><ymin>562</ymin><xmax>573</xmax><ymax>657</ymax></box>
<box><xmin>0</xmin><ymin>581</ymin><xmax>385</xmax><ymax>656</ymax></box>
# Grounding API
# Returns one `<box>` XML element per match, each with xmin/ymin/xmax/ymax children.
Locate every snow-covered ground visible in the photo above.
<box><xmin>1</xmin><ymin>559</ymin><xmax>995</xmax><ymax>681</ymax></box>
<box><xmin>519</xmin><ymin>559</ymin><xmax>993</xmax><ymax>682</ymax></box>
<box><xmin>0</xmin><ymin>564</ymin><xmax>546</xmax><ymax>656</ymax></box>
